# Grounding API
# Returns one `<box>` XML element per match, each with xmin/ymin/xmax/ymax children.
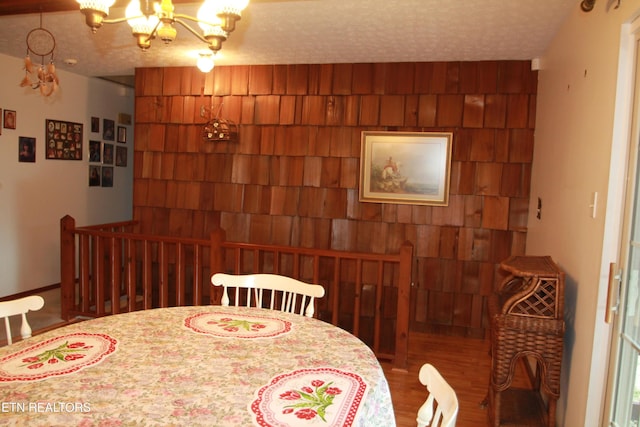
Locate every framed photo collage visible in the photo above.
<box><xmin>88</xmin><ymin>116</ymin><xmax>129</xmax><ymax>187</ymax></box>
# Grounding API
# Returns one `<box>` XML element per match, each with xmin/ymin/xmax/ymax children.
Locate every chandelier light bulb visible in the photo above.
<box><xmin>126</xmin><ymin>0</ymin><xmax>159</xmax><ymax>33</ymax></box>
<box><xmin>197</xmin><ymin>52</ymin><xmax>214</xmax><ymax>73</ymax></box>
<box><xmin>197</xmin><ymin>1</ymin><xmax>222</xmax><ymax>33</ymax></box>
<box><xmin>76</xmin><ymin>0</ymin><xmax>116</xmax><ymax>14</ymax></box>
<box><xmin>217</xmin><ymin>0</ymin><xmax>250</xmax><ymax>15</ymax></box>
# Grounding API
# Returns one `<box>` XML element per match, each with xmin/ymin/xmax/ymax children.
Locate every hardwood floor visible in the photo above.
<box><xmin>381</xmin><ymin>332</ymin><xmax>532</xmax><ymax>427</ymax></box>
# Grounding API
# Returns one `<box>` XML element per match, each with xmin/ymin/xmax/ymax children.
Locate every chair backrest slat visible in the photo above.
<box><xmin>0</xmin><ymin>295</ymin><xmax>45</xmax><ymax>346</ymax></box>
<box><xmin>416</xmin><ymin>363</ymin><xmax>458</xmax><ymax>427</ymax></box>
<box><xmin>211</xmin><ymin>273</ymin><xmax>325</xmax><ymax>318</ymax></box>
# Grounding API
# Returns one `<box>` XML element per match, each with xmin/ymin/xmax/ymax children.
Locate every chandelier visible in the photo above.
<box><xmin>19</xmin><ymin>14</ymin><xmax>60</xmax><ymax>97</ymax></box>
<box><xmin>75</xmin><ymin>0</ymin><xmax>249</xmax><ymax>71</ymax></box>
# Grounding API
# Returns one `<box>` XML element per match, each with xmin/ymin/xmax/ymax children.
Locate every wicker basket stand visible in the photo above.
<box><xmin>487</xmin><ymin>256</ymin><xmax>565</xmax><ymax>427</ymax></box>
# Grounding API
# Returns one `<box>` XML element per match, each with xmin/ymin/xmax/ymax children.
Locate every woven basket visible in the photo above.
<box><xmin>490</xmin><ymin>312</ymin><xmax>564</xmax><ymax>396</ymax></box>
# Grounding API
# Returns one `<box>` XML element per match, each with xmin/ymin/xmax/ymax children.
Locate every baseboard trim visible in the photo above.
<box><xmin>0</xmin><ymin>283</ymin><xmax>60</xmax><ymax>302</ymax></box>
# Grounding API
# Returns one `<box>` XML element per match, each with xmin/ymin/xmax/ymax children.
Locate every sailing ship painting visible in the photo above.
<box><xmin>359</xmin><ymin>132</ymin><xmax>453</xmax><ymax>206</ymax></box>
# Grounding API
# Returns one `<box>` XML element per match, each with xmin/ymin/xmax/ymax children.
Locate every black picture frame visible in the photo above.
<box><xmin>89</xmin><ymin>140</ymin><xmax>101</xmax><ymax>162</ymax></box>
<box><xmin>18</xmin><ymin>136</ymin><xmax>36</xmax><ymax>163</ymax></box>
<box><xmin>4</xmin><ymin>110</ymin><xmax>16</xmax><ymax>129</ymax></box>
<box><xmin>102</xmin><ymin>166</ymin><xmax>113</xmax><ymax>187</ymax></box>
<box><xmin>117</xmin><ymin>126</ymin><xmax>127</xmax><ymax>143</ymax></box>
<box><xmin>103</xmin><ymin>118</ymin><xmax>115</xmax><ymax>141</ymax></box>
<box><xmin>103</xmin><ymin>143</ymin><xmax>114</xmax><ymax>165</ymax></box>
<box><xmin>89</xmin><ymin>165</ymin><xmax>101</xmax><ymax>186</ymax></box>
<box><xmin>45</xmin><ymin>119</ymin><xmax>83</xmax><ymax>160</ymax></box>
<box><xmin>115</xmin><ymin>146</ymin><xmax>127</xmax><ymax>167</ymax></box>
<box><xmin>91</xmin><ymin>117</ymin><xmax>100</xmax><ymax>133</ymax></box>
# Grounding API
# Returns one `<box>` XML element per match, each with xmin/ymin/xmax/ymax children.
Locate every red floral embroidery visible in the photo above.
<box><xmin>279</xmin><ymin>391</ymin><xmax>301</xmax><ymax>400</ymax></box>
<box><xmin>280</xmin><ymin>378</ymin><xmax>343</xmax><ymax>422</ymax></box>
<box><xmin>295</xmin><ymin>408</ymin><xmax>318</xmax><ymax>420</ymax></box>
<box><xmin>326</xmin><ymin>387</ymin><xmax>341</xmax><ymax>395</ymax></box>
<box><xmin>20</xmin><ymin>341</ymin><xmax>91</xmax><ymax>370</ymax></box>
<box><xmin>209</xmin><ymin>317</ymin><xmax>268</xmax><ymax>333</ymax></box>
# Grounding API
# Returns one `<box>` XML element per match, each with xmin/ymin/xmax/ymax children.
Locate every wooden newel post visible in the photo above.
<box><xmin>209</xmin><ymin>227</ymin><xmax>226</xmax><ymax>305</ymax></box>
<box><xmin>394</xmin><ymin>240</ymin><xmax>414</xmax><ymax>371</ymax></box>
<box><xmin>60</xmin><ymin>215</ymin><xmax>76</xmax><ymax>321</ymax></box>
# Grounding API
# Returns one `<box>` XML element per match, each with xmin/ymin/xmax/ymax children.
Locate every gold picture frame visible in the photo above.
<box><xmin>359</xmin><ymin>131</ymin><xmax>453</xmax><ymax>206</ymax></box>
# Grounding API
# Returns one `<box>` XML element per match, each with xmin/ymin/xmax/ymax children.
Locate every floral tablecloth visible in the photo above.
<box><xmin>0</xmin><ymin>306</ymin><xmax>395</xmax><ymax>426</ymax></box>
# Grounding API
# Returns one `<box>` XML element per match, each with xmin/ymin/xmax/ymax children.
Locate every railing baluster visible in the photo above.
<box><xmin>143</xmin><ymin>241</ymin><xmax>153</xmax><ymax>310</ymax></box>
<box><xmin>95</xmin><ymin>236</ymin><xmax>105</xmax><ymax>316</ymax></box>
<box><xmin>373</xmin><ymin>260</ymin><xmax>384</xmax><ymax>354</ymax></box>
<box><xmin>159</xmin><ymin>242</ymin><xmax>168</xmax><ymax>308</ymax></box>
<box><xmin>331</xmin><ymin>258</ymin><xmax>340</xmax><ymax>326</ymax></box>
<box><xmin>80</xmin><ymin>235</ymin><xmax>90</xmax><ymax>313</ymax></box>
<box><xmin>126</xmin><ymin>238</ymin><xmax>136</xmax><ymax>312</ymax></box>
<box><xmin>110</xmin><ymin>236</ymin><xmax>120</xmax><ymax>315</ymax></box>
<box><xmin>176</xmin><ymin>243</ymin><xmax>185</xmax><ymax>307</ymax></box>
<box><xmin>274</xmin><ymin>250</ymin><xmax>280</xmax><ymax>274</ymax></box>
<box><xmin>353</xmin><ymin>259</ymin><xmax>362</xmax><ymax>337</ymax></box>
<box><xmin>193</xmin><ymin>244</ymin><xmax>202</xmax><ymax>305</ymax></box>
<box><xmin>293</xmin><ymin>252</ymin><xmax>300</xmax><ymax>278</ymax></box>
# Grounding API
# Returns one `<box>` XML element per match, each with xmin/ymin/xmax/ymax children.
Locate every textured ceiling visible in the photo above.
<box><xmin>0</xmin><ymin>0</ymin><xmax>579</xmax><ymax>82</ymax></box>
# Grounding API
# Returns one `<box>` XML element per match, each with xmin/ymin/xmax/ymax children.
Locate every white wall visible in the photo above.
<box><xmin>528</xmin><ymin>1</ymin><xmax>640</xmax><ymax>425</ymax></box>
<box><xmin>0</xmin><ymin>53</ymin><xmax>134</xmax><ymax>297</ymax></box>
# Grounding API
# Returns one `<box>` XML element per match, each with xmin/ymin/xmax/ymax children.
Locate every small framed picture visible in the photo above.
<box><xmin>117</xmin><ymin>126</ymin><xmax>127</xmax><ymax>143</ymax></box>
<box><xmin>118</xmin><ymin>113</ymin><xmax>132</xmax><ymax>125</ymax></box>
<box><xmin>18</xmin><ymin>136</ymin><xmax>36</xmax><ymax>163</ymax></box>
<box><xmin>103</xmin><ymin>143</ymin><xmax>114</xmax><ymax>165</ymax></box>
<box><xmin>115</xmin><ymin>146</ymin><xmax>127</xmax><ymax>167</ymax></box>
<box><xmin>91</xmin><ymin>117</ymin><xmax>100</xmax><ymax>133</ymax></box>
<box><xmin>4</xmin><ymin>110</ymin><xmax>16</xmax><ymax>129</ymax></box>
<box><xmin>89</xmin><ymin>140</ymin><xmax>101</xmax><ymax>162</ymax></box>
<box><xmin>102</xmin><ymin>166</ymin><xmax>113</xmax><ymax>187</ymax></box>
<box><xmin>89</xmin><ymin>165</ymin><xmax>101</xmax><ymax>186</ymax></box>
<box><xmin>103</xmin><ymin>118</ymin><xmax>115</xmax><ymax>141</ymax></box>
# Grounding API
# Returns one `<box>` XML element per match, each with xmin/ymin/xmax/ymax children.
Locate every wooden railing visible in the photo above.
<box><xmin>60</xmin><ymin>215</ymin><xmax>414</xmax><ymax>370</ymax></box>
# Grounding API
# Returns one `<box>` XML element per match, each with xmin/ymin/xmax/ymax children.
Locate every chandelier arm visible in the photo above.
<box><xmin>173</xmin><ymin>18</ymin><xmax>212</xmax><ymax>45</ymax></box>
<box><xmin>102</xmin><ymin>15</ymin><xmax>141</xmax><ymax>25</ymax></box>
<box><xmin>173</xmin><ymin>13</ymin><xmax>220</xmax><ymax>29</ymax></box>
<box><xmin>145</xmin><ymin>18</ymin><xmax>164</xmax><ymax>42</ymax></box>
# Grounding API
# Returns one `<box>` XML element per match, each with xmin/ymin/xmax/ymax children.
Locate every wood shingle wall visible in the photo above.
<box><xmin>133</xmin><ymin>61</ymin><xmax>536</xmax><ymax>337</ymax></box>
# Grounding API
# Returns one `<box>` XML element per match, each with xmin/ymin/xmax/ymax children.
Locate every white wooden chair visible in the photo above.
<box><xmin>0</xmin><ymin>295</ymin><xmax>45</xmax><ymax>346</ymax></box>
<box><xmin>211</xmin><ymin>273</ymin><xmax>325</xmax><ymax>317</ymax></box>
<box><xmin>417</xmin><ymin>363</ymin><xmax>459</xmax><ymax>427</ymax></box>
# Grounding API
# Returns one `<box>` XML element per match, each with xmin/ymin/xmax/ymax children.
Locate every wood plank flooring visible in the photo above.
<box><xmin>381</xmin><ymin>332</ymin><xmax>532</xmax><ymax>427</ymax></box>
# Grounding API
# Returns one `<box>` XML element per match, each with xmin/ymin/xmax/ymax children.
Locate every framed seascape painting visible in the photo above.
<box><xmin>359</xmin><ymin>131</ymin><xmax>453</xmax><ymax>206</ymax></box>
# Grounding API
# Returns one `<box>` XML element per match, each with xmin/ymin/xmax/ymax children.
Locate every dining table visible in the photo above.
<box><xmin>0</xmin><ymin>305</ymin><xmax>396</xmax><ymax>426</ymax></box>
